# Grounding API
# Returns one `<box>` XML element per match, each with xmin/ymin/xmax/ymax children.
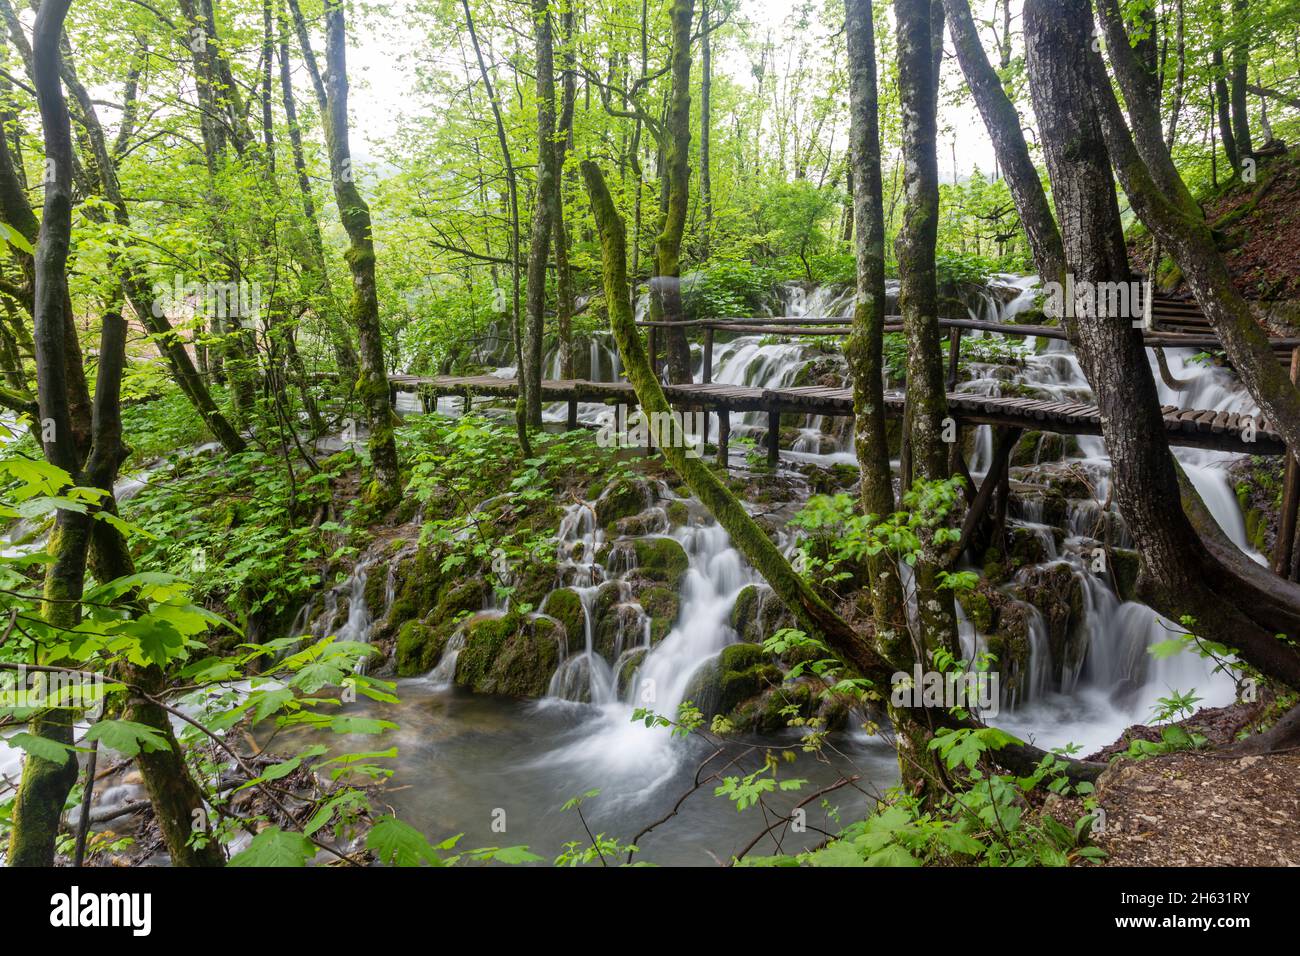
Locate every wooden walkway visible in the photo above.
<box><xmin>389</xmin><ymin>373</ymin><xmax>1285</xmax><ymax>459</ymax></box>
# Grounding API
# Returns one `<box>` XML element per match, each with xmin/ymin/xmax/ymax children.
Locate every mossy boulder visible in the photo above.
<box><xmin>681</xmin><ymin>642</ymin><xmax>781</xmax><ymax>719</ymax></box>
<box><xmin>637</xmin><ymin>585</ymin><xmax>679</xmax><ymax>644</ymax></box>
<box><xmin>730</xmin><ymin>584</ymin><xmax>796</xmax><ymax>643</ymax></box>
<box><xmin>395</xmin><ymin>616</ymin><xmax>458</xmax><ymax>676</ymax></box>
<box><xmin>454</xmin><ymin>612</ymin><xmax>562</xmax><ymax>697</ymax></box>
<box><xmin>985</xmin><ymin>609</ymin><xmax>1034</xmax><ymax>706</ymax></box>
<box><xmin>1006</xmin><ymin>525</ymin><xmax>1050</xmax><ymax>568</ymax></box>
<box><xmin>595</xmin><ymin>477</ymin><xmax>652</xmax><ymax>529</ymax></box>
<box><xmin>1011</xmin><ymin>431</ymin><xmax>1080</xmax><ymax>467</ymax></box>
<box><xmin>629</xmin><ymin>536</ymin><xmax>690</xmax><ymax>588</ymax></box>
<box><xmin>664</xmin><ymin>499</ymin><xmax>690</xmax><ymax>527</ymax></box>
<box><xmin>542</xmin><ymin>587</ymin><xmax>587</xmax><ymax>653</ymax></box>
<box><xmin>386</xmin><ymin>547</ymin><xmax>450</xmax><ymax>630</ymax></box>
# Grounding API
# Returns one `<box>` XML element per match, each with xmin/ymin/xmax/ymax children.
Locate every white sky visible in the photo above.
<box><xmin>346</xmin><ymin>0</ymin><xmax>999</xmax><ymax>183</ymax></box>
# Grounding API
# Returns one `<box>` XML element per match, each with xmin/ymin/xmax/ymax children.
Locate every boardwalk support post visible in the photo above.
<box><xmin>767</xmin><ymin>406</ymin><xmax>780</xmax><ymax>466</ymax></box>
<box><xmin>463</xmin><ymin>388</ymin><xmax>472</xmax><ymax>415</ymax></box>
<box><xmin>702</xmin><ymin>326</ymin><xmax>714</xmax><ymax>384</ymax></box>
<box><xmin>567</xmin><ymin>397</ymin><xmax>578</xmax><ymax>430</ymax></box>
<box><xmin>957</xmin><ymin>425</ymin><xmax>1023</xmax><ymax>556</ymax></box>
<box><xmin>717</xmin><ymin>406</ymin><xmax>730</xmax><ymax>466</ymax></box>
<box><xmin>946</xmin><ymin>326</ymin><xmax>962</xmax><ymax>391</ymax></box>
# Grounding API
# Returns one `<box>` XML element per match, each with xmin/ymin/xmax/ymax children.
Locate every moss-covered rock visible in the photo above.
<box><xmin>730</xmin><ymin>583</ymin><xmax>796</xmax><ymax>643</ymax></box>
<box><xmin>542</xmin><ymin>587</ymin><xmax>587</xmax><ymax>653</ymax></box>
<box><xmin>395</xmin><ymin>616</ymin><xmax>458</xmax><ymax>675</ymax></box>
<box><xmin>665</xmin><ymin>499</ymin><xmax>690</xmax><ymax>527</ymax></box>
<box><xmin>595</xmin><ymin>477</ymin><xmax>652</xmax><ymax>529</ymax></box>
<box><xmin>454</xmin><ymin>612</ymin><xmax>562</xmax><ymax>697</ymax></box>
<box><xmin>629</xmin><ymin>536</ymin><xmax>690</xmax><ymax>588</ymax></box>
<box><xmin>637</xmin><ymin>585</ymin><xmax>679</xmax><ymax>644</ymax></box>
<box><xmin>386</xmin><ymin>547</ymin><xmax>449</xmax><ymax>630</ymax></box>
<box><xmin>958</xmin><ymin>588</ymin><xmax>996</xmax><ymax>633</ymax></box>
<box><xmin>681</xmin><ymin>642</ymin><xmax>781</xmax><ymax>719</ymax></box>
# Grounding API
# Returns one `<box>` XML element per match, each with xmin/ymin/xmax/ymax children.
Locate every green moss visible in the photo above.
<box><xmin>543</xmin><ymin>587</ymin><xmax>586</xmax><ymax>651</ymax></box>
<box><xmin>630</xmin><ymin>536</ymin><xmax>690</xmax><ymax>588</ymax></box>
<box><xmin>957</xmin><ymin>589</ymin><xmax>994</xmax><ymax>633</ymax></box>
<box><xmin>616</xmin><ymin>648</ymin><xmax>648</xmax><ymax>697</ymax></box>
<box><xmin>594</xmin><ymin>476</ymin><xmax>651</xmax><ymax>528</ymax></box>
<box><xmin>637</xmin><ymin>585</ymin><xmax>679</xmax><ymax>644</ymax></box>
<box><xmin>665</xmin><ymin>500</ymin><xmax>690</xmax><ymax>526</ymax></box>
<box><xmin>454</xmin><ymin>612</ymin><xmax>561</xmax><ymax>697</ymax></box>
<box><xmin>395</xmin><ymin>617</ymin><xmax>457</xmax><ymax>675</ymax></box>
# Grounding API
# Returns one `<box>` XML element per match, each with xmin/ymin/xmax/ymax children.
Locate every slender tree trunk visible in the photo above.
<box><xmin>943</xmin><ymin>0</ymin><xmax>1066</xmax><ymax>283</ymax></box>
<box><xmin>1229</xmin><ymin>0</ymin><xmax>1253</xmax><ymax>158</ymax></box>
<box><xmin>554</xmin><ymin>4</ymin><xmax>577</xmax><ymax>380</ymax></box>
<box><xmin>653</xmin><ymin>0</ymin><xmax>695</xmax><ymax>385</ymax></box>
<box><xmin>278</xmin><ymin>0</ymin><xmax>358</xmax><ymax>379</ymax></box>
<box><xmin>846</xmin><ymin>0</ymin><xmax>929</xmax><ymax>790</ymax></box>
<box><xmin>524</xmin><ymin>0</ymin><xmax>560</xmax><ymax>427</ymax></box>
<box><xmin>699</xmin><ymin>0</ymin><xmax>713</xmax><ymax>259</ymax></box>
<box><xmin>320</xmin><ymin>0</ymin><xmax>401</xmax><ymax>497</ymax></box>
<box><xmin>461</xmin><ymin>0</ymin><xmax>529</xmax><ymax>453</ymax></box>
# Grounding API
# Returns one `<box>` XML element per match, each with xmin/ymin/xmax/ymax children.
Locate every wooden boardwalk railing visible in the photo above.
<box><xmin>388</xmin><ymin>373</ymin><xmax>1286</xmax><ymax>460</ymax></box>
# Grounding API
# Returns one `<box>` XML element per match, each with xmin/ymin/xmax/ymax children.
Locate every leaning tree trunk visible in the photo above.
<box><xmin>1092</xmin><ymin>0</ymin><xmax>1300</xmax><ymax>477</ymax></box>
<box><xmin>699</xmin><ymin>0</ymin><xmax>713</xmax><ymax>259</ymax></box>
<box><xmin>943</xmin><ymin>0</ymin><xmax>1065</xmax><ymax>283</ymax></box>
<box><xmin>1025</xmin><ymin>0</ymin><xmax>1300</xmax><ymax>693</ymax></box>
<box><xmin>582</xmin><ymin>157</ymin><xmax>1104</xmax><ymax>783</ymax></box>
<box><xmin>524</xmin><ymin>0</ymin><xmax>560</xmax><ymax>428</ymax></box>
<box><xmin>321</xmin><ymin>0</ymin><xmax>401</xmax><ymax>498</ymax></box>
<box><xmin>652</xmin><ymin>0</ymin><xmax>695</xmax><ymax>385</ymax></box>
<box><xmin>894</xmin><ymin>0</ymin><xmax>958</xmax><ymax>664</ymax></box>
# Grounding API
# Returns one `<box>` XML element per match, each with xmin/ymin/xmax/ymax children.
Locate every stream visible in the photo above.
<box><xmin>0</xmin><ymin>276</ymin><xmax>1250</xmax><ymax>864</ymax></box>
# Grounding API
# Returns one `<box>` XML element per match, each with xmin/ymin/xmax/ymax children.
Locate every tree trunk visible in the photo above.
<box><xmin>278</xmin><ymin>1</ymin><xmax>358</xmax><ymax>379</ymax></box>
<box><xmin>699</xmin><ymin>0</ymin><xmax>713</xmax><ymax>259</ymax></box>
<box><xmin>653</xmin><ymin>0</ymin><xmax>695</xmax><ymax>385</ymax></box>
<box><xmin>1229</xmin><ymin>0</ymin><xmax>1252</xmax><ymax>158</ymax></box>
<box><xmin>895</xmin><ymin>0</ymin><xmax>958</xmax><ymax>663</ymax></box>
<box><xmin>943</xmin><ymin>0</ymin><xmax>1066</xmax><ymax>283</ymax></box>
<box><xmin>321</xmin><ymin>0</ymin><xmax>401</xmax><ymax>498</ymax></box>
<box><xmin>524</xmin><ymin>0</ymin><xmax>560</xmax><ymax>428</ymax></box>
<box><xmin>1025</xmin><ymin>0</ymin><xmax>1300</xmax><ymax>693</ymax></box>
<box><xmin>461</xmin><ymin>0</ymin><xmax>530</xmax><ymax>454</ymax></box>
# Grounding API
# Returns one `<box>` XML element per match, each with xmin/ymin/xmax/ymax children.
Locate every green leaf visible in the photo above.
<box><xmin>365</xmin><ymin>815</ymin><xmax>444</xmax><ymax>867</ymax></box>
<box><xmin>227</xmin><ymin>827</ymin><xmax>317</xmax><ymax>867</ymax></box>
<box><xmin>7</xmin><ymin>731</ymin><xmax>74</xmax><ymax>763</ymax></box>
<box><xmin>84</xmin><ymin>719</ymin><xmax>170</xmax><ymax>757</ymax></box>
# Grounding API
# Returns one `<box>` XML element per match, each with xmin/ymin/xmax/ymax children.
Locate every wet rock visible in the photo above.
<box><xmin>1014</xmin><ymin>562</ymin><xmax>1085</xmax><ymax>682</ymax></box>
<box><xmin>637</xmin><ymin>585</ymin><xmax>680</xmax><ymax>644</ymax></box>
<box><xmin>542</xmin><ymin>587</ymin><xmax>586</xmax><ymax>653</ymax></box>
<box><xmin>615</xmin><ymin>648</ymin><xmax>648</xmax><ymax>697</ymax></box>
<box><xmin>1011</xmin><ymin>430</ymin><xmax>1081</xmax><ymax>467</ymax></box>
<box><xmin>594</xmin><ymin>476</ymin><xmax>653</xmax><ymax>529</ymax></box>
<box><xmin>681</xmin><ymin>642</ymin><xmax>782</xmax><ymax>720</ymax></box>
<box><xmin>730</xmin><ymin>584</ymin><xmax>796</xmax><ymax>644</ymax></box>
<box><xmin>629</xmin><ymin>536</ymin><xmax>690</xmax><ymax>589</ymax></box>
<box><xmin>455</xmin><ymin>612</ymin><xmax>562</xmax><ymax>697</ymax></box>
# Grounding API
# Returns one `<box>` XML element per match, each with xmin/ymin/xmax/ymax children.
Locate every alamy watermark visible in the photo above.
<box><xmin>0</xmin><ymin>665</ymin><xmax>105</xmax><ymax>718</ymax></box>
<box><xmin>1042</xmin><ymin>274</ymin><xmax>1153</xmax><ymax>328</ymax></box>
<box><xmin>890</xmin><ymin>663</ymin><xmax>1000</xmax><ymax>718</ymax></box>
<box><xmin>151</xmin><ymin>274</ymin><xmax>262</xmax><ymax>322</ymax></box>
<box><xmin>596</xmin><ymin>404</ymin><xmax>707</xmax><ymax>458</ymax></box>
